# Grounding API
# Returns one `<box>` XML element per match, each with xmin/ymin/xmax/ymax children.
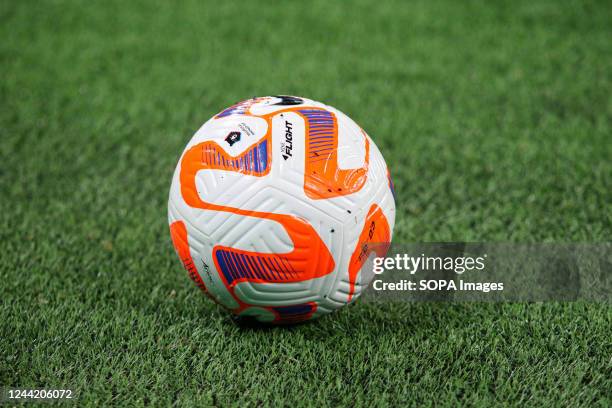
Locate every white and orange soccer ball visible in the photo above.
<box><xmin>168</xmin><ymin>96</ymin><xmax>395</xmax><ymax>323</ymax></box>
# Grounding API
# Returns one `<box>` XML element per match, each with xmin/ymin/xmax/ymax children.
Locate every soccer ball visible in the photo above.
<box><xmin>168</xmin><ymin>96</ymin><xmax>395</xmax><ymax>323</ymax></box>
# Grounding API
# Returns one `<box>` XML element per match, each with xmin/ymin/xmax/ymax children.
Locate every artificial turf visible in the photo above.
<box><xmin>1</xmin><ymin>0</ymin><xmax>611</xmax><ymax>406</ymax></box>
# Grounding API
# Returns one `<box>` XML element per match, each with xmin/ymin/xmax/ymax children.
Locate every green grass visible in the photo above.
<box><xmin>1</xmin><ymin>0</ymin><xmax>611</xmax><ymax>406</ymax></box>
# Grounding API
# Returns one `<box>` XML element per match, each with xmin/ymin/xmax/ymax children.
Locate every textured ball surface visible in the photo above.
<box><xmin>168</xmin><ymin>96</ymin><xmax>395</xmax><ymax>323</ymax></box>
